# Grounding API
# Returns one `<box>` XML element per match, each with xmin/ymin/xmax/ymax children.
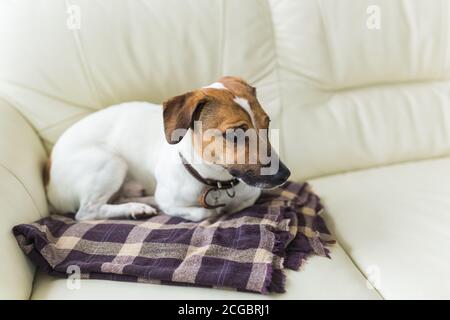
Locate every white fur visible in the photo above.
<box><xmin>204</xmin><ymin>82</ymin><xmax>256</xmax><ymax>126</ymax></box>
<box><xmin>233</xmin><ymin>97</ymin><xmax>256</xmax><ymax>126</ymax></box>
<box><xmin>203</xmin><ymin>82</ymin><xmax>227</xmax><ymax>90</ymax></box>
<box><xmin>47</xmin><ymin>102</ymin><xmax>261</xmax><ymax>222</ymax></box>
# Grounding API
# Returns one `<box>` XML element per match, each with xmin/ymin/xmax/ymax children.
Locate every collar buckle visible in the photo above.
<box><xmin>225</xmin><ymin>183</ymin><xmax>236</xmax><ymax>198</ymax></box>
<box><xmin>179</xmin><ymin>152</ymin><xmax>240</xmax><ymax>207</ymax></box>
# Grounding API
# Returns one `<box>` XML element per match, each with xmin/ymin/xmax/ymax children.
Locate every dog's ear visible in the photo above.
<box><xmin>162</xmin><ymin>91</ymin><xmax>207</xmax><ymax>144</ymax></box>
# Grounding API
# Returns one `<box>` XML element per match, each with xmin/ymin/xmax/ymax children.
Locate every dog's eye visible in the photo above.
<box><xmin>223</xmin><ymin>132</ymin><xmax>238</xmax><ymax>144</ymax></box>
<box><xmin>223</xmin><ymin>133</ymin><xmax>237</xmax><ymax>143</ymax></box>
<box><xmin>224</xmin><ymin>125</ymin><xmax>248</xmax><ymax>133</ymax></box>
<box><xmin>223</xmin><ymin>125</ymin><xmax>248</xmax><ymax>142</ymax></box>
<box><xmin>236</xmin><ymin>124</ymin><xmax>249</xmax><ymax>131</ymax></box>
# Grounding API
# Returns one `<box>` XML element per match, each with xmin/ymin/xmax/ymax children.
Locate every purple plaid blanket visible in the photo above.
<box><xmin>13</xmin><ymin>182</ymin><xmax>333</xmax><ymax>294</ymax></box>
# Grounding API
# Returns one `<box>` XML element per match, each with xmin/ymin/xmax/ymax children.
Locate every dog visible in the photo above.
<box><xmin>46</xmin><ymin>76</ymin><xmax>291</xmax><ymax>222</ymax></box>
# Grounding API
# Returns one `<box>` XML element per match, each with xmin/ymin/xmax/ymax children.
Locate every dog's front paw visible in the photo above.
<box><xmin>126</xmin><ymin>203</ymin><xmax>158</xmax><ymax>220</ymax></box>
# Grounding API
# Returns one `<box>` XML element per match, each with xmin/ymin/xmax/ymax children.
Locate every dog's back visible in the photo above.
<box><xmin>46</xmin><ymin>102</ymin><xmax>163</xmax><ymax>214</ymax></box>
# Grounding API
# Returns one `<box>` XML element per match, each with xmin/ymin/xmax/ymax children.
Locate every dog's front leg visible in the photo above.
<box><xmin>113</xmin><ymin>195</ymin><xmax>158</xmax><ymax>207</ymax></box>
<box><xmin>162</xmin><ymin>206</ymin><xmax>215</xmax><ymax>222</ymax></box>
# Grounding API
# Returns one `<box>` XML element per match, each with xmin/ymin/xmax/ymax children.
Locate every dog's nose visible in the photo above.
<box><xmin>271</xmin><ymin>161</ymin><xmax>291</xmax><ymax>186</ymax></box>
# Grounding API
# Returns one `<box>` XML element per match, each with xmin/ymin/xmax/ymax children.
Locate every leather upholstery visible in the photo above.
<box><xmin>31</xmin><ymin>245</ymin><xmax>381</xmax><ymax>300</ymax></box>
<box><xmin>311</xmin><ymin>157</ymin><xmax>450</xmax><ymax>299</ymax></box>
<box><xmin>0</xmin><ymin>101</ymin><xmax>48</xmax><ymax>299</ymax></box>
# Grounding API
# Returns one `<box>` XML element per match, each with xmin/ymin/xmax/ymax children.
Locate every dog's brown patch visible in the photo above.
<box><xmin>218</xmin><ymin>76</ymin><xmax>270</xmax><ymax>130</ymax></box>
<box><xmin>162</xmin><ymin>76</ymin><xmax>272</xmax><ymax>168</ymax></box>
<box><xmin>163</xmin><ymin>76</ymin><xmax>290</xmax><ymax>188</ymax></box>
<box><xmin>162</xmin><ymin>90</ymin><xmax>208</xmax><ymax>144</ymax></box>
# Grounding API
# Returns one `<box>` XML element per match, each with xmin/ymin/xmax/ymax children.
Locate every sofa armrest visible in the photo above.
<box><xmin>0</xmin><ymin>99</ymin><xmax>48</xmax><ymax>299</ymax></box>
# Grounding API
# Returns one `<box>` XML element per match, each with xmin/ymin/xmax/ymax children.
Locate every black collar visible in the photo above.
<box><xmin>178</xmin><ymin>152</ymin><xmax>240</xmax><ymax>209</ymax></box>
<box><xmin>178</xmin><ymin>152</ymin><xmax>239</xmax><ymax>190</ymax></box>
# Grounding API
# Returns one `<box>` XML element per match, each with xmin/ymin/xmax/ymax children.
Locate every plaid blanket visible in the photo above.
<box><xmin>13</xmin><ymin>182</ymin><xmax>333</xmax><ymax>294</ymax></box>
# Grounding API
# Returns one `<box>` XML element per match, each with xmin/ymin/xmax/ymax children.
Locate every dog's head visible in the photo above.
<box><xmin>162</xmin><ymin>76</ymin><xmax>290</xmax><ymax>189</ymax></box>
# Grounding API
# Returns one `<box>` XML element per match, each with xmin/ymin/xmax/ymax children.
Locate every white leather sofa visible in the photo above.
<box><xmin>1</xmin><ymin>0</ymin><xmax>449</xmax><ymax>300</ymax></box>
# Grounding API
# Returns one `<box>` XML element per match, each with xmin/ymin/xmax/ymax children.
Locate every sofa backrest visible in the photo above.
<box><xmin>1</xmin><ymin>0</ymin><xmax>449</xmax><ymax>180</ymax></box>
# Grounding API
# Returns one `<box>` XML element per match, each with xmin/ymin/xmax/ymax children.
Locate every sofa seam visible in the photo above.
<box><xmin>218</xmin><ymin>0</ymin><xmax>226</xmax><ymax>77</ymax></box>
<box><xmin>320</xmin><ymin>78</ymin><xmax>450</xmax><ymax>94</ymax></box>
<box><xmin>0</xmin><ymin>98</ymin><xmax>46</xmax><ymax>219</ymax></box>
<box><xmin>264</xmin><ymin>2</ymin><xmax>383</xmax><ymax>299</ymax></box>
<box><xmin>0</xmin><ymin>163</ymin><xmax>43</xmax><ymax>218</ymax></box>
<box><xmin>28</xmin><ymin>268</ymin><xmax>39</xmax><ymax>300</ymax></box>
<box><xmin>316</xmin><ymin>0</ymin><xmax>336</xmax><ymax>88</ymax></box>
<box><xmin>0</xmin><ymin>80</ymin><xmax>96</xmax><ymax>112</ymax></box>
<box><xmin>308</xmin><ymin>152</ymin><xmax>450</xmax><ymax>182</ymax></box>
<box><xmin>0</xmin><ymin>95</ymin><xmax>44</xmax><ymax>145</ymax></box>
<box><xmin>38</xmin><ymin>110</ymin><xmax>91</xmax><ymax>133</ymax></box>
<box><xmin>335</xmin><ymin>243</ymin><xmax>384</xmax><ymax>299</ymax></box>
<box><xmin>442</xmin><ymin>0</ymin><xmax>450</xmax><ymax>75</ymax></box>
<box><xmin>65</xmin><ymin>0</ymin><xmax>102</xmax><ymax>108</ymax></box>
<box><xmin>264</xmin><ymin>0</ymin><xmax>286</xmax><ymax>161</ymax></box>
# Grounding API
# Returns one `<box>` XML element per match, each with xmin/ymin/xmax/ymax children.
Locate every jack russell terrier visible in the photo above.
<box><xmin>46</xmin><ymin>76</ymin><xmax>291</xmax><ymax>222</ymax></box>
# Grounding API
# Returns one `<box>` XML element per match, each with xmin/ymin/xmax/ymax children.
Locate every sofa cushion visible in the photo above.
<box><xmin>0</xmin><ymin>102</ymin><xmax>48</xmax><ymax>299</ymax></box>
<box><xmin>268</xmin><ymin>0</ymin><xmax>450</xmax><ymax>180</ymax></box>
<box><xmin>0</xmin><ymin>0</ymin><xmax>279</xmax><ymax>152</ymax></box>
<box><xmin>310</xmin><ymin>157</ymin><xmax>450</xmax><ymax>299</ymax></box>
<box><xmin>30</xmin><ymin>244</ymin><xmax>380</xmax><ymax>300</ymax></box>
<box><xmin>4</xmin><ymin>0</ymin><xmax>450</xmax><ymax>181</ymax></box>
